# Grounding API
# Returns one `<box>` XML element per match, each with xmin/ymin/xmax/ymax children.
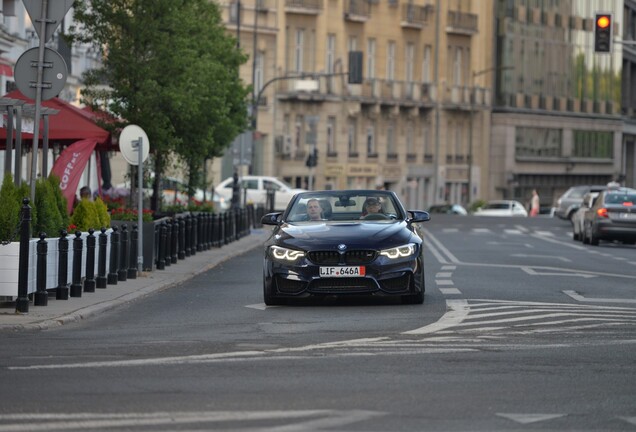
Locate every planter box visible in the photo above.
<box><xmin>0</xmin><ymin>231</ymin><xmax>112</xmax><ymax>297</ymax></box>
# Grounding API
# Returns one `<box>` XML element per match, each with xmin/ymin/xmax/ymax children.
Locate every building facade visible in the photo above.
<box><xmin>219</xmin><ymin>0</ymin><xmax>492</xmax><ymax>210</ymax></box>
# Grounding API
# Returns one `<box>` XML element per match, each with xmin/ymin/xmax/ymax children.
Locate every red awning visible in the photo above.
<box><xmin>0</xmin><ymin>90</ymin><xmax>116</xmax><ymax>151</ymax></box>
<box><xmin>0</xmin><ymin>64</ymin><xmax>12</xmax><ymax>77</ymax></box>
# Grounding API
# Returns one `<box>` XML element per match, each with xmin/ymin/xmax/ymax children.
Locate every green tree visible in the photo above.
<box><xmin>69</xmin><ymin>0</ymin><xmax>250</xmax><ymax>211</ymax></box>
<box><xmin>48</xmin><ymin>175</ymin><xmax>70</xmax><ymax>231</ymax></box>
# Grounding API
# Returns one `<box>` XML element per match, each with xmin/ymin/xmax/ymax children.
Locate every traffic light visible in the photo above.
<box><xmin>594</xmin><ymin>13</ymin><xmax>612</xmax><ymax>53</ymax></box>
<box><xmin>305</xmin><ymin>148</ymin><xmax>318</xmax><ymax>167</ymax></box>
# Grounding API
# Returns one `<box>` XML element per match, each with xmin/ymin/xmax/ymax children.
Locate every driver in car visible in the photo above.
<box><xmin>360</xmin><ymin>197</ymin><xmax>384</xmax><ymax>218</ymax></box>
<box><xmin>306</xmin><ymin>199</ymin><xmax>324</xmax><ymax>221</ymax></box>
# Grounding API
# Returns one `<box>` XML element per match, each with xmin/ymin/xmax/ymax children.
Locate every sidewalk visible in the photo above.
<box><xmin>0</xmin><ymin>228</ymin><xmax>271</xmax><ymax>332</ymax></box>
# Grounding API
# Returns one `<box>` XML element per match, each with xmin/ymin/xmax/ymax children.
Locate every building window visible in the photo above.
<box><xmin>326</xmin><ymin>34</ymin><xmax>336</xmax><ymax>74</ymax></box>
<box><xmin>405</xmin><ymin>42</ymin><xmax>414</xmax><ymax>83</ymax></box>
<box><xmin>366</xmin><ymin>125</ymin><xmax>375</xmax><ymax>155</ymax></box>
<box><xmin>295</xmin><ymin>115</ymin><xmax>304</xmax><ymax>154</ymax></box>
<box><xmin>295</xmin><ymin>29</ymin><xmax>304</xmax><ymax>73</ymax></box>
<box><xmin>422</xmin><ymin>45</ymin><xmax>432</xmax><ymax>83</ymax></box>
<box><xmin>387</xmin><ymin>41</ymin><xmax>395</xmax><ymax>81</ymax></box>
<box><xmin>515</xmin><ymin>127</ymin><xmax>562</xmax><ymax>158</ymax></box>
<box><xmin>348</xmin><ymin>35</ymin><xmax>357</xmax><ymax>52</ymax></box>
<box><xmin>254</xmin><ymin>51</ymin><xmax>264</xmax><ymax>98</ymax></box>
<box><xmin>367</xmin><ymin>38</ymin><xmax>376</xmax><ymax>80</ymax></box>
<box><xmin>423</xmin><ymin>121</ymin><xmax>432</xmax><ymax>161</ymax></box>
<box><xmin>453</xmin><ymin>46</ymin><xmax>463</xmax><ymax>86</ymax></box>
<box><xmin>572</xmin><ymin>130</ymin><xmax>613</xmax><ymax>159</ymax></box>
<box><xmin>348</xmin><ymin>118</ymin><xmax>358</xmax><ymax>156</ymax></box>
<box><xmin>386</xmin><ymin>122</ymin><xmax>396</xmax><ymax>157</ymax></box>
<box><xmin>327</xmin><ymin>116</ymin><xmax>336</xmax><ymax>155</ymax></box>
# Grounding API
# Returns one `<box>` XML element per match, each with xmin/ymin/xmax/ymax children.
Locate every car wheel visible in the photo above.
<box><xmin>402</xmin><ymin>263</ymin><xmax>424</xmax><ymax>304</ymax></box>
<box><xmin>263</xmin><ymin>275</ymin><xmax>285</xmax><ymax>306</ymax></box>
<box><xmin>590</xmin><ymin>230</ymin><xmax>600</xmax><ymax>246</ymax></box>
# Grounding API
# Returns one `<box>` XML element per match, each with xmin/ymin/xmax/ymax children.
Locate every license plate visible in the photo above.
<box><xmin>319</xmin><ymin>266</ymin><xmax>366</xmax><ymax>277</ymax></box>
<box><xmin>619</xmin><ymin>213</ymin><xmax>636</xmax><ymax>220</ymax></box>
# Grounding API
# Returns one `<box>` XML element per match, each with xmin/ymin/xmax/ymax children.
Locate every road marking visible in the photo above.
<box><xmin>402</xmin><ymin>299</ymin><xmax>469</xmax><ymax>335</ymax></box>
<box><xmin>563</xmin><ymin>290</ymin><xmax>636</xmax><ymax>304</ymax></box>
<box><xmin>0</xmin><ymin>410</ymin><xmax>385</xmax><ymax>432</ymax></box>
<box><xmin>513</xmin><ymin>254</ymin><xmax>571</xmax><ymax>262</ymax></box>
<box><xmin>441</xmin><ymin>265</ymin><xmax>456</xmax><ymax>270</ymax></box>
<box><xmin>435</xmin><ymin>272</ymin><xmax>452</xmax><ymax>278</ymax></box>
<box><xmin>522</xmin><ymin>267</ymin><xmax>596</xmax><ymax>278</ymax></box>
<box><xmin>439</xmin><ymin>288</ymin><xmax>462</xmax><ymax>295</ymax></box>
<box><xmin>245</xmin><ymin>303</ymin><xmax>268</xmax><ymax>310</ymax></box>
<box><xmin>619</xmin><ymin>417</ymin><xmax>636</xmax><ymax>426</ymax></box>
<box><xmin>435</xmin><ymin>280</ymin><xmax>454</xmax><ymax>286</ymax></box>
<box><xmin>473</xmin><ymin>228</ymin><xmax>491</xmax><ymax>233</ymax></box>
<box><xmin>534</xmin><ymin>231</ymin><xmax>555</xmax><ymax>237</ymax></box>
<box><xmin>504</xmin><ymin>229</ymin><xmax>523</xmax><ymax>235</ymax></box>
<box><xmin>442</xmin><ymin>228</ymin><xmax>459</xmax><ymax>233</ymax></box>
<box><xmin>496</xmin><ymin>413</ymin><xmax>566</xmax><ymax>424</ymax></box>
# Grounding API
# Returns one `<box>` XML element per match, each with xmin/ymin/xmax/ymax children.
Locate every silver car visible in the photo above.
<box><xmin>572</xmin><ymin>192</ymin><xmax>599</xmax><ymax>241</ymax></box>
<box><xmin>555</xmin><ymin>185</ymin><xmax>608</xmax><ymax>221</ymax></box>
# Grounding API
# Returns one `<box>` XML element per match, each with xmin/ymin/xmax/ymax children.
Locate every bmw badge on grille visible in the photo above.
<box><xmin>338</xmin><ymin>244</ymin><xmax>347</xmax><ymax>251</ymax></box>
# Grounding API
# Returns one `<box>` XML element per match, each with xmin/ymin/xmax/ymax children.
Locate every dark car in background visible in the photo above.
<box><xmin>554</xmin><ymin>185</ymin><xmax>608</xmax><ymax>221</ymax></box>
<box><xmin>260</xmin><ymin>190</ymin><xmax>430</xmax><ymax>305</ymax></box>
<box><xmin>582</xmin><ymin>188</ymin><xmax>636</xmax><ymax>245</ymax></box>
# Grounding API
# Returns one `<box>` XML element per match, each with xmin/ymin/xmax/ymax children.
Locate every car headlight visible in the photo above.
<box><xmin>380</xmin><ymin>243</ymin><xmax>417</xmax><ymax>259</ymax></box>
<box><xmin>270</xmin><ymin>245</ymin><xmax>305</xmax><ymax>262</ymax></box>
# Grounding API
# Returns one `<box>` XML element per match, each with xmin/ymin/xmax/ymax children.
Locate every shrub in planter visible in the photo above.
<box><xmin>70</xmin><ymin>199</ymin><xmax>101</xmax><ymax>231</ymax></box>
<box><xmin>94</xmin><ymin>197</ymin><xmax>111</xmax><ymax>229</ymax></box>
<box><xmin>0</xmin><ymin>173</ymin><xmax>21</xmax><ymax>242</ymax></box>
<box><xmin>34</xmin><ymin>177</ymin><xmax>65</xmax><ymax>237</ymax></box>
<box><xmin>110</xmin><ymin>207</ymin><xmax>154</xmax><ymax>223</ymax></box>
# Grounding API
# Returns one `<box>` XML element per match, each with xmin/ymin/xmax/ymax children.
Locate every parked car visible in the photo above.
<box><xmin>572</xmin><ymin>192</ymin><xmax>600</xmax><ymax>241</ymax></box>
<box><xmin>215</xmin><ymin>175</ymin><xmax>306</xmax><ymax>211</ymax></box>
<box><xmin>427</xmin><ymin>203</ymin><xmax>468</xmax><ymax>215</ymax></box>
<box><xmin>260</xmin><ymin>190</ymin><xmax>430</xmax><ymax>305</ymax></box>
<box><xmin>582</xmin><ymin>188</ymin><xmax>636</xmax><ymax>245</ymax></box>
<box><xmin>474</xmin><ymin>200</ymin><xmax>528</xmax><ymax>217</ymax></box>
<box><xmin>554</xmin><ymin>185</ymin><xmax>608</xmax><ymax>221</ymax></box>
<box><xmin>116</xmin><ymin>175</ymin><xmax>206</xmax><ymax>206</ymax></box>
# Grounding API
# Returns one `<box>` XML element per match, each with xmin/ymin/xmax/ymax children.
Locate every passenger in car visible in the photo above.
<box><xmin>360</xmin><ymin>197</ymin><xmax>384</xmax><ymax>218</ymax></box>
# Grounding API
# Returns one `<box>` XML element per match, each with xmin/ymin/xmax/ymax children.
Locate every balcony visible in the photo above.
<box><xmin>446</xmin><ymin>10</ymin><xmax>478</xmax><ymax>35</ymax></box>
<box><xmin>285</xmin><ymin>0</ymin><xmax>323</xmax><ymax>15</ymax></box>
<box><xmin>344</xmin><ymin>0</ymin><xmax>369</xmax><ymax>22</ymax></box>
<box><xmin>401</xmin><ymin>4</ymin><xmax>430</xmax><ymax>29</ymax></box>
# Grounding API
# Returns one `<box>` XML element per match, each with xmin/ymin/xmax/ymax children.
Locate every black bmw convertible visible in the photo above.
<box><xmin>260</xmin><ymin>190</ymin><xmax>430</xmax><ymax>305</ymax></box>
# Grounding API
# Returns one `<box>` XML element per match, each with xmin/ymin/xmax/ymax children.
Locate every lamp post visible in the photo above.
<box><xmin>467</xmin><ymin>65</ymin><xmax>514</xmax><ymax>204</ymax></box>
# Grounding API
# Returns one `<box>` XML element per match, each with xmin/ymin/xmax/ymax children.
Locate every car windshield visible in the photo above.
<box><xmin>483</xmin><ymin>202</ymin><xmax>511</xmax><ymax>210</ymax></box>
<box><xmin>604</xmin><ymin>193</ymin><xmax>636</xmax><ymax>205</ymax></box>
<box><xmin>285</xmin><ymin>191</ymin><xmax>403</xmax><ymax>222</ymax></box>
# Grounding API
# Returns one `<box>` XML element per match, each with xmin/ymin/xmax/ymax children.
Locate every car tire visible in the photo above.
<box><xmin>402</xmin><ymin>263</ymin><xmax>425</xmax><ymax>304</ymax></box>
<box><xmin>590</xmin><ymin>230</ymin><xmax>600</xmax><ymax>246</ymax></box>
<box><xmin>263</xmin><ymin>276</ymin><xmax>285</xmax><ymax>306</ymax></box>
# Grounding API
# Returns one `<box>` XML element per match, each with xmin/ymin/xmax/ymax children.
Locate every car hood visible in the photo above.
<box><xmin>272</xmin><ymin>221</ymin><xmax>415</xmax><ymax>250</ymax></box>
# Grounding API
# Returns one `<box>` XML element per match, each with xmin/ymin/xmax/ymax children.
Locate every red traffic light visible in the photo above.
<box><xmin>596</xmin><ymin>15</ymin><xmax>610</xmax><ymax>29</ymax></box>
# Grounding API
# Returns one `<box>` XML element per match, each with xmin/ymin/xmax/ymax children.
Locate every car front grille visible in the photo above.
<box><xmin>307</xmin><ymin>250</ymin><xmax>377</xmax><ymax>265</ymax></box>
<box><xmin>309</xmin><ymin>278</ymin><xmax>377</xmax><ymax>294</ymax></box>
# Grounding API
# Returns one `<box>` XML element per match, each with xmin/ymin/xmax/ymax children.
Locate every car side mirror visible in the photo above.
<box><xmin>407</xmin><ymin>210</ymin><xmax>430</xmax><ymax>223</ymax></box>
<box><xmin>261</xmin><ymin>212</ymin><xmax>282</xmax><ymax>226</ymax></box>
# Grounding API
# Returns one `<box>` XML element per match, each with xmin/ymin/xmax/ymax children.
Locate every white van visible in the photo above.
<box><xmin>214</xmin><ymin>176</ymin><xmax>305</xmax><ymax>210</ymax></box>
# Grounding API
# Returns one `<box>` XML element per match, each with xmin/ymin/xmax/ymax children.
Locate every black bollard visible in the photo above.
<box><xmin>128</xmin><ymin>225</ymin><xmax>138</xmax><ymax>279</ymax></box>
<box><xmin>56</xmin><ymin>230</ymin><xmax>70</xmax><ymax>300</ymax></box>
<box><xmin>84</xmin><ymin>229</ymin><xmax>96</xmax><ymax>292</ymax></box>
<box><xmin>96</xmin><ymin>228</ymin><xmax>108</xmax><ymax>288</ymax></box>
<box><xmin>184</xmin><ymin>215</ymin><xmax>192</xmax><ymax>257</ymax></box>
<box><xmin>177</xmin><ymin>217</ymin><xmax>185</xmax><ymax>260</ymax></box>
<box><xmin>118</xmin><ymin>224</ymin><xmax>128</xmax><ymax>282</ymax></box>
<box><xmin>170</xmin><ymin>218</ymin><xmax>178</xmax><ymax>264</ymax></box>
<box><xmin>70</xmin><ymin>231</ymin><xmax>83</xmax><ymax>297</ymax></box>
<box><xmin>16</xmin><ymin>199</ymin><xmax>32</xmax><ymax>313</ymax></box>
<box><xmin>107</xmin><ymin>226</ymin><xmax>119</xmax><ymax>285</ymax></box>
<box><xmin>163</xmin><ymin>221</ymin><xmax>172</xmax><ymax>267</ymax></box>
<box><xmin>33</xmin><ymin>233</ymin><xmax>48</xmax><ymax>306</ymax></box>
<box><xmin>157</xmin><ymin>222</ymin><xmax>167</xmax><ymax>270</ymax></box>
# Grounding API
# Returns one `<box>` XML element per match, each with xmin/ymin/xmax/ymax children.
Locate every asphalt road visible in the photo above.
<box><xmin>0</xmin><ymin>215</ymin><xmax>635</xmax><ymax>431</ymax></box>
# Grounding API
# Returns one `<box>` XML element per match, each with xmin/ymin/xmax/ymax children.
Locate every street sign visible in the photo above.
<box><xmin>119</xmin><ymin>125</ymin><xmax>150</xmax><ymax>166</ymax></box>
<box><xmin>14</xmin><ymin>47</ymin><xmax>68</xmax><ymax>101</ymax></box>
<box><xmin>23</xmin><ymin>0</ymin><xmax>73</xmax><ymax>43</ymax></box>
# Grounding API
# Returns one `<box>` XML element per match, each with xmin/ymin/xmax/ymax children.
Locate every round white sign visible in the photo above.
<box><xmin>119</xmin><ymin>124</ymin><xmax>150</xmax><ymax>166</ymax></box>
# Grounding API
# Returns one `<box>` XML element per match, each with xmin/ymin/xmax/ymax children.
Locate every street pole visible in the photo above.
<box><xmin>137</xmin><ymin>137</ymin><xmax>144</xmax><ymax>274</ymax></box>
